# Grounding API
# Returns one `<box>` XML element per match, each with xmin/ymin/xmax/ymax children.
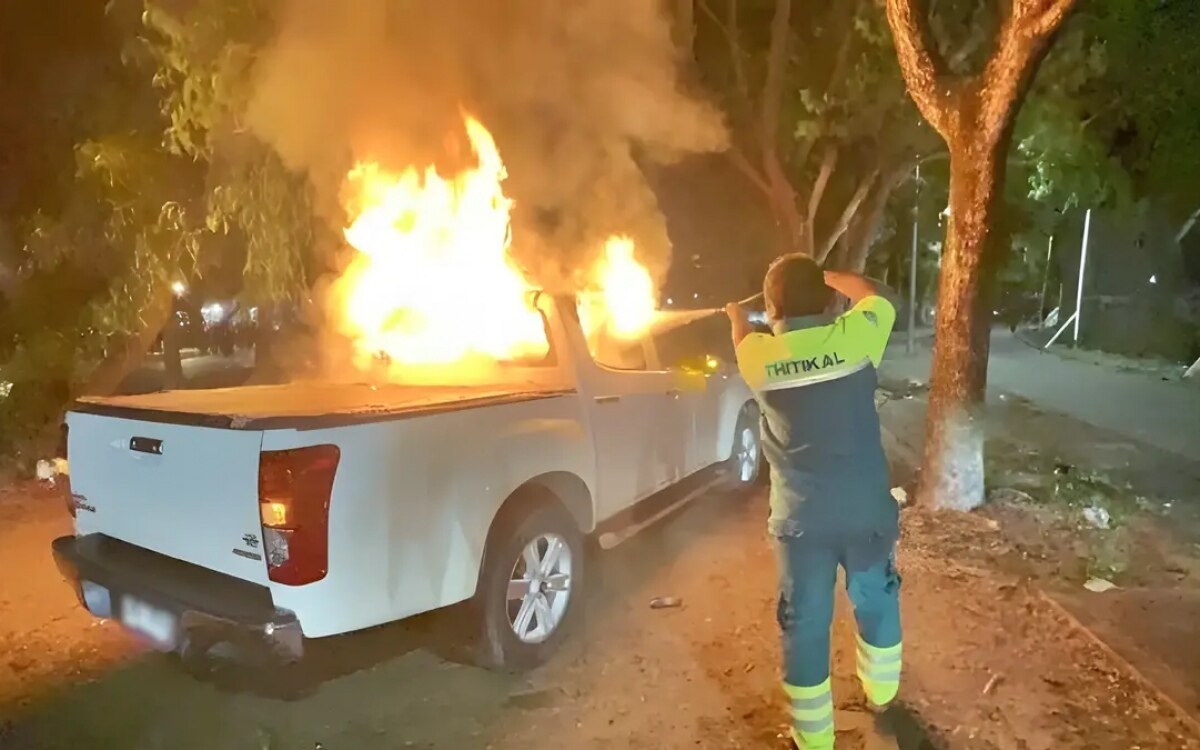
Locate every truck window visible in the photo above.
<box><xmin>655</xmin><ymin>316</ymin><xmax>734</xmax><ymax>370</ymax></box>
<box><xmin>591</xmin><ymin>335</ymin><xmax>648</xmax><ymax>371</ymax></box>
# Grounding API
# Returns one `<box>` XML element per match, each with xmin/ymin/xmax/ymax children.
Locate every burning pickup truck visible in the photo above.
<box><xmin>52</xmin><ymin>112</ymin><xmax>759</xmax><ymax>669</ymax></box>
<box><xmin>51</xmin><ymin>291</ymin><xmax>760</xmax><ymax>669</ymax></box>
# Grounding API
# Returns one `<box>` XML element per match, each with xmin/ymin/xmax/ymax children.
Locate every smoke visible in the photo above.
<box><xmin>244</xmin><ymin>0</ymin><xmax>727</xmax><ymax>291</ymax></box>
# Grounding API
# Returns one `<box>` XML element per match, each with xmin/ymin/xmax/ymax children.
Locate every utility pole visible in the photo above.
<box><xmin>1037</xmin><ymin>235</ymin><xmax>1054</xmax><ymax>328</ymax></box>
<box><xmin>906</xmin><ymin>164</ymin><xmax>920</xmax><ymax>354</ymax></box>
<box><xmin>1073</xmin><ymin>208</ymin><xmax>1092</xmax><ymax>347</ymax></box>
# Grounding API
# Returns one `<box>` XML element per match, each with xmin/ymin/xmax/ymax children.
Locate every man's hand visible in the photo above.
<box><xmin>726</xmin><ymin>302</ymin><xmax>752</xmax><ymax>347</ymax></box>
<box><xmin>822</xmin><ymin>270</ymin><xmax>886</xmax><ymax>306</ymax></box>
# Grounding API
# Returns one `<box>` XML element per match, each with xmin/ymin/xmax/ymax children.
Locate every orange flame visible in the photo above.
<box><xmin>334</xmin><ymin>116</ymin><xmax>548</xmax><ymax>370</ymax></box>
<box><xmin>333</xmin><ymin>114</ymin><xmax>659</xmax><ymax>377</ymax></box>
<box><xmin>582</xmin><ymin>235</ymin><xmax>657</xmax><ymax>341</ymax></box>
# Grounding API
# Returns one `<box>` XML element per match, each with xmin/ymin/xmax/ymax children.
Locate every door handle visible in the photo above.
<box><xmin>594</xmin><ymin>395</ymin><xmax>621</xmax><ymax>405</ymax></box>
<box><xmin>129</xmin><ymin>437</ymin><xmax>163</xmax><ymax>455</ymax></box>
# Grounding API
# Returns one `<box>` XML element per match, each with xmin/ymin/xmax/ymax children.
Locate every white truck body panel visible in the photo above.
<box><xmin>64</xmin><ymin>296</ymin><xmax>753</xmax><ymax>639</ymax></box>
<box><xmin>68</xmin><ymin>414</ymin><xmax>269</xmax><ymax>584</ymax></box>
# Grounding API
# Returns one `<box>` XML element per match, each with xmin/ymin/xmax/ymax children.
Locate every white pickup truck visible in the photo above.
<box><xmin>52</xmin><ymin>293</ymin><xmax>760</xmax><ymax>669</ymax></box>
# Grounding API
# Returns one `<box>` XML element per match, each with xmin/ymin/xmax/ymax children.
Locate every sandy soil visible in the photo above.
<box><xmin>879</xmin><ymin>370</ymin><xmax>1200</xmax><ymax>733</ymax></box>
<box><xmin>2</xmin><ymin>475</ymin><xmax>1198</xmax><ymax>749</ymax></box>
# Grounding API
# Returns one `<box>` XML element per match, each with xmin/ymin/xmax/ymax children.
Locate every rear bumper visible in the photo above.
<box><xmin>52</xmin><ymin>534</ymin><xmax>304</xmax><ymax>662</ymax></box>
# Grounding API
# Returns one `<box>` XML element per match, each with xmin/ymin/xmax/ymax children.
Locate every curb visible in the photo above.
<box><xmin>1036</xmin><ymin>589</ymin><xmax>1200</xmax><ymax>737</ymax></box>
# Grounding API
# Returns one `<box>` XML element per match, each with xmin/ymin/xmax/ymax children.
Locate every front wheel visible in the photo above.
<box><xmin>730</xmin><ymin>405</ymin><xmax>764</xmax><ymax>485</ymax></box>
<box><xmin>472</xmin><ymin>503</ymin><xmax>584</xmax><ymax>671</ymax></box>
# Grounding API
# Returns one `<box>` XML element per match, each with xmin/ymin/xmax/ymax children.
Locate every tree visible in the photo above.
<box><xmin>50</xmin><ymin>0</ymin><xmax>313</xmax><ymax>396</ymax></box>
<box><xmin>0</xmin><ymin>0</ymin><xmax>316</xmax><ymax>467</ymax></box>
<box><xmin>885</xmin><ymin>0</ymin><xmax>1077</xmax><ymax>510</ymax></box>
<box><xmin>691</xmin><ymin>0</ymin><xmax>938</xmax><ymax>269</ymax></box>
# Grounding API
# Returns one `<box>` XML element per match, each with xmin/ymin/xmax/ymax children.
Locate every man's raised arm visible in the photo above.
<box><xmin>725</xmin><ymin>303</ymin><xmax>753</xmax><ymax>347</ymax></box>
<box><xmin>822</xmin><ymin>270</ymin><xmax>887</xmax><ymax>305</ymax></box>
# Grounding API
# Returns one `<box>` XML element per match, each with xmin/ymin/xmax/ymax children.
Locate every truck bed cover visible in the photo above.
<box><xmin>73</xmin><ymin>382</ymin><xmax>573</xmax><ymax>431</ymax></box>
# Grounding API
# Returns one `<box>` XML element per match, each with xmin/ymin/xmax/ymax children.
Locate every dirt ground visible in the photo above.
<box><xmin>2</xmin><ymin>471</ymin><xmax>1199</xmax><ymax>749</ymax></box>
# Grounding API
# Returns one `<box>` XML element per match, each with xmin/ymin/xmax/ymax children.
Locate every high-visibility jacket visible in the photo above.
<box><xmin>734</xmin><ymin>296</ymin><xmax>898</xmax><ymax>539</ymax></box>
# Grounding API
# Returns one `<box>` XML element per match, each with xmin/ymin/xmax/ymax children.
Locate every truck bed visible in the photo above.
<box><xmin>73</xmin><ymin>382</ymin><xmax>573</xmax><ymax>431</ymax></box>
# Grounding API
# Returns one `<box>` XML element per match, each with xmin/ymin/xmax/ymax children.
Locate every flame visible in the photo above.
<box><xmin>588</xmin><ymin>235</ymin><xmax>657</xmax><ymax>340</ymax></box>
<box><xmin>334</xmin><ymin>116</ymin><xmax>549</xmax><ymax>369</ymax></box>
<box><xmin>332</xmin><ymin>114</ymin><xmax>659</xmax><ymax>378</ymax></box>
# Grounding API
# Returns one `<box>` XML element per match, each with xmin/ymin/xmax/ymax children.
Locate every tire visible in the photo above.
<box><xmin>729</xmin><ymin>404</ymin><xmax>764</xmax><ymax>486</ymax></box>
<box><xmin>472</xmin><ymin>502</ymin><xmax>585</xmax><ymax>671</ymax></box>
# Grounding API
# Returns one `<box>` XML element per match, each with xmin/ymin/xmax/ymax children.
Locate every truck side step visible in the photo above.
<box><xmin>596</xmin><ymin>474</ymin><xmax>727</xmax><ymax>550</ymax></box>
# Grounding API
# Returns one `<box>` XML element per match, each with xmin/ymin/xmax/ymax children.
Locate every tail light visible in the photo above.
<box><xmin>257</xmin><ymin>445</ymin><xmax>340</xmax><ymax>586</ymax></box>
<box><xmin>58</xmin><ymin>423</ymin><xmax>74</xmax><ymax>518</ymax></box>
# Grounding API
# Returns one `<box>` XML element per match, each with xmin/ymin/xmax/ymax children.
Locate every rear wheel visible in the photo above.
<box><xmin>473</xmin><ymin>502</ymin><xmax>584</xmax><ymax>671</ymax></box>
<box><xmin>730</xmin><ymin>405</ymin><xmax>764</xmax><ymax>485</ymax></box>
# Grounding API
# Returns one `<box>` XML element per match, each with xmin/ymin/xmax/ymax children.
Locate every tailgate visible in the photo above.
<box><xmin>67</xmin><ymin>411</ymin><xmax>269</xmax><ymax>584</ymax></box>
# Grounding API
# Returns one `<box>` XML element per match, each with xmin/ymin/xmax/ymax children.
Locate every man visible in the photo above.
<box><xmin>726</xmin><ymin>254</ymin><xmax>901</xmax><ymax>750</ymax></box>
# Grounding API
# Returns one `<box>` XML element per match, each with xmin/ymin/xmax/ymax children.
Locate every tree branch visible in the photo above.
<box><xmin>946</xmin><ymin>6</ymin><xmax>991</xmax><ymax>72</ymax></box>
<box><xmin>1015</xmin><ymin>0</ymin><xmax>1080</xmax><ymax>37</ymax></box>
<box><xmin>979</xmin><ymin>0</ymin><xmax>1079</xmax><ymax>147</ymax></box>
<box><xmin>676</xmin><ymin>0</ymin><xmax>696</xmax><ymax>59</ymax></box>
<box><xmin>817</xmin><ymin>169</ymin><xmax>880</xmax><ymax>263</ymax></box>
<box><xmin>807</xmin><ymin>145</ymin><xmax>840</xmax><ymax>242</ymax></box>
<box><xmin>826</xmin><ymin>1</ymin><xmax>860</xmax><ymax>98</ymax></box>
<box><xmin>697</xmin><ymin>0</ymin><xmax>751</xmax><ymax>105</ymax></box>
<box><xmin>761</xmin><ymin>0</ymin><xmax>792</xmax><ymax>157</ymax></box>
<box><xmin>884</xmin><ymin>0</ymin><xmax>954</xmax><ymax>139</ymax></box>
<box><xmin>727</xmin><ymin>0</ymin><xmax>750</xmax><ymax>105</ymax></box>
<box><xmin>725</xmin><ymin>145</ymin><xmax>773</xmax><ymax>199</ymax></box>
<box><xmin>843</xmin><ymin>160</ymin><xmax>918</xmax><ymax>271</ymax></box>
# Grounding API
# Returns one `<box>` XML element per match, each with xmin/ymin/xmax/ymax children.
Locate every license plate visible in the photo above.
<box><xmin>122</xmin><ymin>597</ymin><xmax>176</xmax><ymax>647</ymax></box>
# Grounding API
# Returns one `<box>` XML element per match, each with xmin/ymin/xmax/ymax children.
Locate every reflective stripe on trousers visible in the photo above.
<box><xmin>856</xmin><ymin>635</ymin><xmax>902</xmax><ymax>706</ymax></box>
<box><xmin>784</xmin><ymin>679</ymin><xmax>835</xmax><ymax>749</ymax></box>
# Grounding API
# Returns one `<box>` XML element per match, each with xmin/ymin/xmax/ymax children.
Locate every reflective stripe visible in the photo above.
<box><xmin>792</xmin><ymin>704</ymin><xmax>833</xmax><ymax>723</ymax></box>
<box><xmin>791</xmin><ymin>693</ymin><xmax>833</xmax><ymax>712</ymax></box>
<box><xmin>857</xmin><ymin>639</ymin><xmax>902</xmax><ymax>706</ymax></box>
<box><xmin>783</xmin><ymin>678</ymin><xmax>832</xmax><ymax>700</ymax></box>
<box><xmin>857</xmin><ymin>635</ymin><xmax>902</xmax><ymax>658</ymax></box>
<box><xmin>794</xmin><ymin>715</ymin><xmax>835</xmax><ymax>734</ymax></box>
<box><xmin>784</xmin><ymin>679</ymin><xmax>835</xmax><ymax>745</ymax></box>
<box><xmin>857</xmin><ymin>649</ymin><xmax>902</xmax><ymax>667</ymax></box>
<box><xmin>862</xmin><ymin>680</ymin><xmax>900</xmax><ymax>706</ymax></box>
<box><xmin>857</xmin><ymin>653</ymin><xmax>903</xmax><ymax>678</ymax></box>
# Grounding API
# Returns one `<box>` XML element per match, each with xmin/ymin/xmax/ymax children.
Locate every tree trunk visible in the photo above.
<box><xmin>843</xmin><ymin>163</ymin><xmax>914</xmax><ymax>273</ymax></box>
<box><xmin>885</xmin><ymin>0</ymin><xmax>1078</xmax><ymax>511</ymax></box>
<box><xmin>675</xmin><ymin>0</ymin><xmax>695</xmax><ymax>60</ymax></box>
<box><xmin>766</xmin><ymin>170</ymin><xmax>805</xmax><ymax>254</ymax></box>
<box><xmin>760</xmin><ymin>0</ymin><xmax>802</xmax><ymax>253</ymax></box>
<box><xmin>79</xmin><ymin>287</ymin><xmax>174</xmax><ymax>397</ymax></box>
<box><xmin>916</xmin><ymin>145</ymin><xmax>1001</xmax><ymax>511</ymax></box>
<box><xmin>161</xmin><ymin>307</ymin><xmax>185</xmax><ymax>390</ymax></box>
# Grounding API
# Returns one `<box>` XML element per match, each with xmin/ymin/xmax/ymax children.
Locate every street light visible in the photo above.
<box><xmin>171</xmin><ymin>281</ymin><xmax>187</xmax><ymax>297</ymax></box>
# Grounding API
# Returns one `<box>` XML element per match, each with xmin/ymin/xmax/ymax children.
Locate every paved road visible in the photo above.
<box><xmin>882</xmin><ymin>331</ymin><xmax>1200</xmax><ymax>463</ymax></box>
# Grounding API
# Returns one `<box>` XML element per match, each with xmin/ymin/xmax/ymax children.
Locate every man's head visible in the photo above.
<box><xmin>763</xmin><ymin>253</ymin><xmax>834</xmax><ymax>321</ymax></box>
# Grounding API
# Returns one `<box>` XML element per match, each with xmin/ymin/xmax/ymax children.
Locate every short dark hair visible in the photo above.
<box><xmin>763</xmin><ymin>254</ymin><xmax>833</xmax><ymax>319</ymax></box>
